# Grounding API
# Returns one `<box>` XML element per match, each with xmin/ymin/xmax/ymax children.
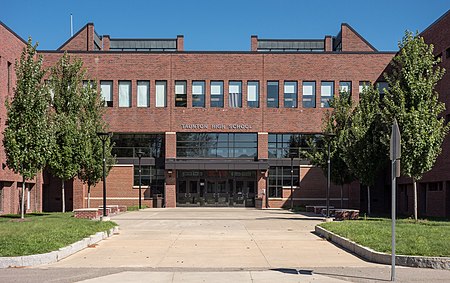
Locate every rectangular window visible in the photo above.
<box><xmin>302</xmin><ymin>81</ymin><xmax>316</xmax><ymax>108</ymax></box>
<box><xmin>7</xmin><ymin>61</ymin><xmax>12</xmax><ymax>95</ymax></box>
<box><xmin>210</xmin><ymin>81</ymin><xmax>224</xmax><ymax>107</ymax></box>
<box><xmin>359</xmin><ymin>81</ymin><xmax>370</xmax><ymax>94</ymax></box>
<box><xmin>175</xmin><ymin>81</ymin><xmax>187</xmax><ymax>107</ymax></box>
<box><xmin>267</xmin><ymin>81</ymin><xmax>279</xmax><ymax>108</ymax></box>
<box><xmin>320</xmin><ymin>81</ymin><xmax>334</xmax><ymax>108</ymax></box>
<box><xmin>155</xmin><ymin>81</ymin><xmax>167</xmax><ymax>107</ymax></box>
<box><xmin>229</xmin><ymin>81</ymin><xmax>242</xmax><ymax>108</ymax></box>
<box><xmin>137</xmin><ymin>81</ymin><xmax>150</xmax><ymax>107</ymax></box>
<box><xmin>284</xmin><ymin>81</ymin><xmax>297</xmax><ymax>108</ymax></box>
<box><xmin>446</xmin><ymin>47</ymin><xmax>450</xmax><ymax>58</ymax></box>
<box><xmin>192</xmin><ymin>81</ymin><xmax>205</xmax><ymax>107</ymax></box>
<box><xmin>118</xmin><ymin>81</ymin><xmax>132</xmax><ymax>107</ymax></box>
<box><xmin>428</xmin><ymin>182</ymin><xmax>443</xmax><ymax>191</ymax></box>
<box><xmin>247</xmin><ymin>81</ymin><xmax>259</xmax><ymax>108</ymax></box>
<box><xmin>100</xmin><ymin>81</ymin><xmax>113</xmax><ymax>107</ymax></box>
<box><xmin>339</xmin><ymin>81</ymin><xmax>351</xmax><ymax>95</ymax></box>
<box><xmin>268</xmin><ymin>166</ymin><xmax>299</xmax><ymax>198</ymax></box>
<box><xmin>377</xmin><ymin>81</ymin><xmax>388</xmax><ymax>94</ymax></box>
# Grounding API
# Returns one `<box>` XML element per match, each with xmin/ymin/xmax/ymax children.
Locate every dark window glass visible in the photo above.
<box><xmin>267</xmin><ymin>81</ymin><xmax>279</xmax><ymax>108</ymax></box>
<box><xmin>376</xmin><ymin>81</ymin><xmax>388</xmax><ymax>94</ymax></box>
<box><xmin>302</xmin><ymin>81</ymin><xmax>316</xmax><ymax>108</ymax></box>
<box><xmin>211</xmin><ymin>81</ymin><xmax>224</xmax><ymax>107</ymax></box>
<box><xmin>284</xmin><ymin>81</ymin><xmax>297</xmax><ymax>108</ymax></box>
<box><xmin>268</xmin><ymin>166</ymin><xmax>299</xmax><ymax>198</ymax></box>
<box><xmin>268</xmin><ymin>133</ymin><xmax>323</xmax><ymax>159</ymax></box>
<box><xmin>247</xmin><ymin>81</ymin><xmax>259</xmax><ymax>108</ymax></box>
<box><xmin>111</xmin><ymin>134</ymin><xmax>165</xmax><ymax>158</ymax></box>
<box><xmin>229</xmin><ymin>81</ymin><xmax>242</xmax><ymax>108</ymax></box>
<box><xmin>320</xmin><ymin>81</ymin><xmax>334</xmax><ymax>108</ymax></box>
<box><xmin>339</xmin><ymin>81</ymin><xmax>351</xmax><ymax>95</ymax></box>
<box><xmin>192</xmin><ymin>81</ymin><xmax>205</xmax><ymax>107</ymax></box>
<box><xmin>176</xmin><ymin>133</ymin><xmax>257</xmax><ymax>158</ymax></box>
<box><xmin>175</xmin><ymin>81</ymin><xmax>187</xmax><ymax>107</ymax></box>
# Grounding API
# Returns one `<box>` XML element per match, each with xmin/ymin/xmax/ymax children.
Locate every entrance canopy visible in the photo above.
<box><xmin>165</xmin><ymin>158</ymin><xmax>269</xmax><ymax>171</ymax></box>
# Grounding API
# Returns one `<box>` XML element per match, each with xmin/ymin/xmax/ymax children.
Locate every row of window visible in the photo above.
<box><xmin>99</xmin><ymin>80</ymin><xmax>387</xmax><ymax>109</ymax></box>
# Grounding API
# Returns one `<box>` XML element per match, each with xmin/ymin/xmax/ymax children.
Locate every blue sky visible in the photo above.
<box><xmin>1</xmin><ymin>0</ymin><xmax>449</xmax><ymax>51</ymax></box>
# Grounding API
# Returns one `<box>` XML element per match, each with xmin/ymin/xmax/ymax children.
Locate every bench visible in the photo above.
<box><xmin>306</xmin><ymin>205</ymin><xmax>335</xmax><ymax>214</ymax></box>
<box><xmin>98</xmin><ymin>205</ymin><xmax>119</xmax><ymax>214</ymax></box>
<box><xmin>321</xmin><ymin>208</ymin><xmax>359</xmax><ymax>220</ymax></box>
<box><xmin>73</xmin><ymin>208</ymin><xmax>102</xmax><ymax>219</ymax></box>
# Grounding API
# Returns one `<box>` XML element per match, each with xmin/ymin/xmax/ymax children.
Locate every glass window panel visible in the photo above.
<box><xmin>302</xmin><ymin>81</ymin><xmax>315</xmax><ymax>108</ymax></box>
<box><xmin>192</xmin><ymin>81</ymin><xmax>205</xmax><ymax>107</ymax></box>
<box><xmin>377</xmin><ymin>81</ymin><xmax>388</xmax><ymax>94</ymax></box>
<box><xmin>137</xmin><ymin>81</ymin><xmax>150</xmax><ymax>107</ymax></box>
<box><xmin>100</xmin><ymin>81</ymin><xmax>113</xmax><ymax>107</ymax></box>
<box><xmin>229</xmin><ymin>81</ymin><xmax>242</xmax><ymax>108</ymax></box>
<box><xmin>284</xmin><ymin>81</ymin><xmax>297</xmax><ymax>108</ymax></box>
<box><xmin>359</xmin><ymin>81</ymin><xmax>370</xmax><ymax>94</ymax></box>
<box><xmin>247</xmin><ymin>81</ymin><xmax>259</xmax><ymax>108</ymax></box>
<box><xmin>175</xmin><ymin>81</ymin><xmax>187</xmax><ymax>107</ymax></box>
<box><xmin>119</xmin><ymin>81</ymin><xmax>131</xmax><ymax>107</ymax></box>
<box><xmin>321</xmin><ymin>81</ymin><xmax>334</xmax><ymax>108</ymax></box>
<box><xmin>267</xmin><ymin>81</ymin><xmax>279</xmax><ymax>108</ymax></box>
<box><xmin>339</xmin><ymin>81</ymin><xmax>351</xmax><ymax>95</ymax></box>
<box><xmin>156</xmin><ymin>81</ymin><xmax>167</xmax><ymax>107</ymax></box>
<box><xmin>210</xmin><ymin>81</ymin><xmax>224</xmax><ymax>108</ymax></box>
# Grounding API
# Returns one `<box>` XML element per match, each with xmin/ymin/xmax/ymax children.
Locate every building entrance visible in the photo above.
<box><xmin>176</xmin><ymin>170</ymin><xmax>256</xmax><ymax>207</ymax></box>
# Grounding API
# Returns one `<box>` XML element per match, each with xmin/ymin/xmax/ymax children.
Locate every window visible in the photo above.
<box><xmin>302</xmin><ymin>81</ymin><xmax>316</xmax><ymax>108</ymax></box>
<box><xmin>377</xmin><ymin>82</ymin><xmax>388</xmax><ymax>94</ymax></box>
<box><xmin>284</xmin><ymin>81</ymin><xmax>297</xmax><ymax>108</ymax></box>
<box><xmin>359</xmin><ymin>81</ymin><xmax>370</xmax><ymax>94</ymax></box>
<box><xmin>133</xmin><ymin>166</ymin><xmax>165</xmax><ymax>195</ymax></box>
<box><xmin>177</xmin><ymin>133</ymin><xmax>257</xmax><ymax>158</ymax></box>
<box><xmin>267</xmin><ymin>81</ymin><xmax>279</xmax><ymax>108</ymax></box>
<box><xmin>82</xmin><ymin>80</ymin><xmax>95</xmax><ymax>89</ymax></box>
<box><xmin>229</xmin><ymin>81</ymin><xmax>242</xmax><ymax>108</ymax></box>
<box><xmin>137</xmin><ymin>81</ymin><xmax>150</xmax><ymax>107</ymax></box>
<box><xmin>100</xmin><ymin>81</ymin><xmax>113</xmax><ymax>107</ymax></box>
<box><xmin>192</xmin><ymin>81</ymin><xmax>205</xmax><ymax>107</ymax></box>
<box><xmin>247</xmin><ymin>81</ymin><xmax>259</xmax><ymax>108</ymax></box>
<box><xmin>155</xmin><ymin>81</ymin><xmax>167</xmax><ymax>107</ymax></box>
<box><xmin>321</xmin><ymin>81</ymin><xmax>334</xmax><ymax>108</ymax></box>
<box><xmin>118</xmin><ymin>81</ymin><xmax>132</xmax><ymax>107</ymax></box>
<box><xmin>111</xmin><ymin>133</ymin><xmax>165</xmax><ymax>158</ymax></box>
<box><xmin>268</xmin><ymin>166</ymin><xmax>299</xmax><ymax>198</ymax></box>
<box><xmin>428</xmin><ymin>182</ymin><xmax>443</xmax><ymax>191</ymax></box>
<box><xmin>175</xmin><ymin>81</ymin><xmax>187</xmax><ymax>107</ymax></box>
<box><xmin>339</xmin><ymin>81</ymin><xmax>351</xmax><ymax>95</ymax></box>
<box><xmin>446</xmin><ymin>47</ymin><xmax>450</xmax><ymax>58</ymax></box>
<box><xmin>210</xmin><ymin>81</ymin><xmax>224</xmax><ymax>107</ymax></box>
<box><xmin>268</xmin><ymin>133</ymin><xmax>322</xmax><ymax>158</ymax></box>
<box><xmin>7</xmin><ymin>61</ymin><xmax>11</xmax><ymax>95</ymax></box>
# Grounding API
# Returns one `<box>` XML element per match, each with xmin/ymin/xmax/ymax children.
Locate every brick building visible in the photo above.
<box><xmin>0</xmin><ymin>11</ymin><xmax>449</xmax><ymax>216</ymax></box>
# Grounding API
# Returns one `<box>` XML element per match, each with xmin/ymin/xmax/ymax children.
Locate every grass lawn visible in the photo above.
<box><xmin>127</xmin><ymin>205</ymin><xmax>148</xmax><ymax>211</ymax></box>
<box><xmin>0</xmin><ymin>213</ymin><xmax>116</xmax><ymax>257</ymax></box>
<box><xmin>320</xmin><ymin>218</ymin><xmax>450</xmax><ymax>257</ymax></box>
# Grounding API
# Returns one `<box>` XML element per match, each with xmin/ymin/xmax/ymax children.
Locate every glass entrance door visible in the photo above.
<box><xmin>233</xmin><ymin>180</ymin><xmax>256</xmax><ymax>207</ymax></box>
<box><xmin>205</xmin><ymin>180</ymin><xmax>229</xmax><ymax>206</ymax></box>
<box><xmin>176</xmin><ymin>180</ymin><xmax>200</xmax><ymax>206</ymax></box>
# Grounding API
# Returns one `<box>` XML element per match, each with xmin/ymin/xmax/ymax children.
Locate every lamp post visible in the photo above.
<box><xmin>324</xmin><ymin>133</ymin><xmax>336</xmax><ymax>219</ymax></box>
<box><xmin>97</xmin><ymin>132</ymin><xmax>112</xmax><ymax>219</ymax></box>
<box><xmin>136</xmin><ymin>150</ymin><xmax>144</xmax><ymax>210</ymax></box>
<box><xmin>289</xmin><ymin>148</ymin><xmax>298</xmax><ymax>210</ymax></box>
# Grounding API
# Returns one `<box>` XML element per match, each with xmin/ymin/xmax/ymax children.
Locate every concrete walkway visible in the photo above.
<box><xmin>50</xmin><ymin>208</ymin><xmax>373</xmax><ymax>269</ymax></box>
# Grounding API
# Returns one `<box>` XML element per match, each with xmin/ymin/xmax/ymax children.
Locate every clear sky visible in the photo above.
<box><xmin>1</xmin><ymin>0</ymin><xmax>449</xmax><ymax>51</ymax></box>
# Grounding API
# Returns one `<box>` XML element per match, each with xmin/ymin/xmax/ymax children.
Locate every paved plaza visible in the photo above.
<box><xmin>0</xmin><ymin>208</ymin><xmax>449</xmax><ymax>282</ymax></box>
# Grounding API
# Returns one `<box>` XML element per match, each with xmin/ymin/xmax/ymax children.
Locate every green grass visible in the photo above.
<box><xmin>320</xmin><ymin>218</ymin><xmax>450</xmax><ymax>257</ymax></box>
<box><xmin>0</xmin><ymin>213</ymin><xmax>116</xmax><ymax>257</ymax></box>
<box><xmin>127</xmin><ymin>205</ymin><xmax>148</xmax><ymax>211</ymax></box>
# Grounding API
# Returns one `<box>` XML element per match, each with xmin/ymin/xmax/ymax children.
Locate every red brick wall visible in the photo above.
<box><xmin>341</xmin><ymin>24</ymin><xmax>376</xmax><ymax>52</ymax></box>
<box><xmin>59</xmin><ymin>23</ymin><xmax>95</xmax><ymax>51</ymax></box>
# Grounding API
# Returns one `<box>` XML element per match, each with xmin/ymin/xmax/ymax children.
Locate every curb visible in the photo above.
<box><xmin>315</xmin><ymin>225</ymin><xmax>450</xmax><ymax>269</ymax></box>
<box><xmin>0</xmin><ymin>226</ymin><xmax>119</xmax><ymax>268</ymax></box>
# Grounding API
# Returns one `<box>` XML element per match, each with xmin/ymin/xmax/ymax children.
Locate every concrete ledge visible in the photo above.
<box><xmin>315</xmin><ymin>225</ymin><xmax>450</xmax><ymax>269</ymax></box>
<box><xmin>0</xmin><ymin>226</ymin><xmax>119</xmax><ymax>268</ymax></box>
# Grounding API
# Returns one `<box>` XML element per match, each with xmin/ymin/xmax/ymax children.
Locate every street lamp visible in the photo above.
<box><xmin>97</xmin><ymin>132</ymin><xmax>112</xmax><ymax>219</ymax></box>
<box><xmin>324</xmin><ymin>133</ymin><xmax>336</xmax><ymax>219</ymax></box>
<box><xmin>136</xmin><ymin>150</ymin><xmax>144</xmax><ymax>210</ymax></box>
<box><xmin>289</xmin><ymin>148</ymin><xmax>299</xmax><ymax>210</ymax></box>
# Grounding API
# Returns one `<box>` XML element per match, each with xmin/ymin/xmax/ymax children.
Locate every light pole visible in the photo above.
<box><xmin>289</xmin><ymin>148</ymin><xmax>298</xmax><ymax>210</ymax></box>
<box><xmin>324</xmin><ymin>133</ymin><xmax>336</xmax><ymax>219</ymax></box>
<box><xmin>136</xmin><ymin>150</ymin><xmax>144</xmax><ymax>210</ymax></box>
<box><xmin>97</xmin><ymin>132</ymin><xmax>112</xmax><ymax>218</ymax></box>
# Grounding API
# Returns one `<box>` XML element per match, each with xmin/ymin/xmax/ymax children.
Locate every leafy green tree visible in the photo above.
<box><xmin>383</xmin><ymin>31</ymin><xmax>448</xmax><ymax>220</ymax></box>
<box><xmin>345</xmin><ymin>85</ymin><xmax>389</xmax><ymax>214</ymax></box>
<box><xmin>47</xmin><ymin>53</ymin><xmax>87</xmax><ymax>212</ymax></box>
<box><xmin>304</xmin><ymin>91</ymin><xmax>356</xmax><ymax>208</ymax></box>
<box><xmin>78</xmin><ymin>81</ymin><xmax>114</xmax><ymax>207</ymax></box>
<box><xmin>3</xmin><ymin>38</ymin><xmax>52</xmax><ymax>218</ymax></box>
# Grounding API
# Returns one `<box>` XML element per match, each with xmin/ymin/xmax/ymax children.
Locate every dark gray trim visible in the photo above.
<box><xmin>116</xmin><ymin>157</ymin><xmax>155</xmax><ymax>166</ymax></box>
<box><xmin>37</xmin><ymin>50</ymin><xmax>397</xmax><ymax>55</ymax></box>
<box><xmin>0</xmin><ymin>21</ymin><xmax>27</xmax><ymax>45</ymax></box>
<box><xmin>268</xmin><ymin>159</ymin><xmax>310</xmax><ymax>167</ymax></box>
<box><xmin>165</xmin><ymin>158</ymin><xmax>269</xmax><ymax>170</ymax></box>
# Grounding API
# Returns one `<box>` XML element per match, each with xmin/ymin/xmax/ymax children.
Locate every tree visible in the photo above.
<box><xmin>304</xmin><ymin>91</ymin><xmax>356</xmax><ymax>208</ymax></box>
<box><xmin>3</xmin><ymin>38</ymin><xmax>52</xmax><ymax>218</ymax></box>
<box><xmin>383</xmin><ymin>31</ymin><xmax>448</xmax><ymax>220</ymax></box>
<box><xmin>344</xmin><ymin>84</ymin><xmax>389</xmax><ymax>214</ymax></box>
<box><xmin>78</xmin><ymin>81</ymin><xmax>114</xmax><ymax>207</ymax></box>
<box><xmin>47</xmin><ymin>53</ymin><xmax>87</xmax><ymax>212</ymax></box>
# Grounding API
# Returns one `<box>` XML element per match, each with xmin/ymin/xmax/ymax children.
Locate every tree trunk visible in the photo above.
<box><xmin>340</xmin><ymin>185</ymin><xmax>344</xmax><ymax>208</ymax></box>
<box><xmin>62</xmin><ymin>179</ymin><xmax>65</xmax><ymax>213</ymax></box>
<box><xmin>21</xmin><ymin>176</ymin><xmax>25</xmax><ymax>219</ymax></box>
<box><xmin>413</xmin><ymin>177</ymin><xmax>418</xmax><ymax>221</ymax></box>
<box><xmin>367</xmin><ymin>185</ymin><xmax>371</xmax><ymax>215</ymax></box>
<box><xmin>87</xmin><ymin>184</ymin><xmax>91</xmax><ymax>208</ymax></box>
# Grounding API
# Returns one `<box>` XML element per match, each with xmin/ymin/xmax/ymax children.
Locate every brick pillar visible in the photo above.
<box><xmin>177</xmin><ymin>35</ymin><xmax>184</xmax><ymax>51</ymax></box>
<box><xmin>87</xmin><ymin>23</ymin><xmax>95</xmax><ymax>51</ymax></box>
<box><xmin>165</xmin><ymin>170</ymin><xmax>176</xmax><ymax>208</ymax></box>
<box><xmin>325</xmin><ymin>35</ymin><xmax>332</xmax><ymax>51</ymax></box>
<box><xmin>251</xmin><ymin>35</ymin><xmax>258</xmax><ymax>51</ymax></box>
<box><xmin>102</xmin><ymin>35</ymin><xmax>110</xmax><ymax>50</ymax></box>
<box><xmin>258</xmin><ymin>132</ymin><xmax>268</xmax><ymax>159</ymax></box>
